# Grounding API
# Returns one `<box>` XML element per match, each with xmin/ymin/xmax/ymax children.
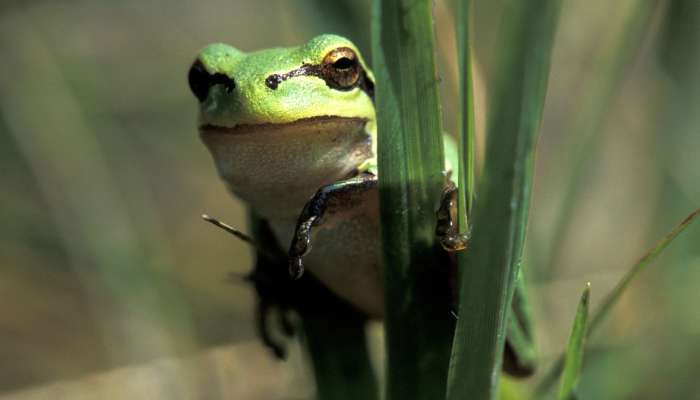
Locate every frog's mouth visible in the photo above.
<box><xmin>198</xmin><ymin>115</ymin><xmax>368</xmax><ymax>136</ymax></box>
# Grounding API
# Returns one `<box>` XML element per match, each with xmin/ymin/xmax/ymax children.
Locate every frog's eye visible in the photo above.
<box><xmin>188</xmin><ymin>59</ymin><xmax>236</xmax><ymax>102</ymax></box>
<box><xmin>322</xmin><ymin>47</ymin><xmax>361</xmax><ymax>89</ymax></box>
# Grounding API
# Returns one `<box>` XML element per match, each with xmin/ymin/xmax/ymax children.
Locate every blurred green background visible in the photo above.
<box><xmin>0</xmin><ymin>0</ymin><xmax>698</xmax><ymax>399</ymax></box>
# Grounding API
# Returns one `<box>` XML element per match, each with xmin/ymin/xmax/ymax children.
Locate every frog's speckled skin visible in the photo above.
<box><xmin>197</xmin><ymin>35</ymin><xmax>376</xmax><ymax>129</ymax></box>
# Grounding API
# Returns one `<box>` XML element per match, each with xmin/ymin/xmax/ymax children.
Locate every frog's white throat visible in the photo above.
<box><xmin>200</xmin><ymin>116</ymin><xmax>373</xmax><ymax>221</ymax></box>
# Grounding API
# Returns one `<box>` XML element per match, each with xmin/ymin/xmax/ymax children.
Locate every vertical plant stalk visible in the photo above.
<box><xmin>372</xmin><ymin>0</ymin><xmax>454</xmax><ymax>399</ymax></box>
<box><xmin>558</xmin><ymin>283</ymin><xmax>591</xmax><ymax>400</ymax></box>
<box><xmin>446</xmin><ymin>1</ymin><xmax>562</xmax><ymax>399</ymax></box>
<box><xmin>456</xmin><ymin>0</ymin><xmax>476</xmax><ymax>232</ymax></box>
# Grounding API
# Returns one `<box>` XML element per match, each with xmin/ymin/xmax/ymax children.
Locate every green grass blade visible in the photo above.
<box><xmin>446</xmin><ymin>1</ymin><xmax>562</xmax><ymax>399</ymax></box>
<box><xmin>589</xmin><ymin>208</ymin><xmax>700</xmax><ymax>333</ymax></box>
<box><xmin>456</xmin><ymin>0</ymin><xmax>476</xmax><ymax>232</ymax></box>
<box><xmin>558</xmin><ymin>284</ymin><xmax>591</xmax><ymax>400</ymax></box>
<box><xmin>372</xmin><ymin>1</ymin><xmax>453</xmax><ymax>399</ymax></box>
<box><xmin>535</xmin><ymin>207</ymin><xmax>700</xmax><ymax>396</ymax></box>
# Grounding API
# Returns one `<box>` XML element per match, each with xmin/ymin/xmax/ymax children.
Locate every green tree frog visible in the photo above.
<box><xmin>189</xmin><ymin>34</ymin><xmax>534</xmax><ymax>376</ymax></box>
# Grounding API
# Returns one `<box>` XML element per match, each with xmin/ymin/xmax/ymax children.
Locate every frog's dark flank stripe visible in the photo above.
<box><xmin>264</xmin><ymin>64</ymin><xmax>375</xmax><ymax>101</ymax></box>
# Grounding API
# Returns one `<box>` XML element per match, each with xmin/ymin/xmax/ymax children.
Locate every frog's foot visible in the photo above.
<box><xmin>436</xmin><ymin>181</ymin><xmax>470</xmax><ymax>251</ymax></box>
<box><xmin>288</xmin><ymin>215</ymin><xmax>319</xmax><ymax>280</ymax></box>
<box><xmin>255</xmin><ymin>299</ymin><xmax>291</xmax><ymax>358</ymax></box>
<box><xmin>288</xmin><ymin>172</ymin><xmax>377</xmax><ymax>279</ymax></box>
<box><xmin>244</xmin><ymin>255</ymin><xmax>297</xmax><ymax>359</ymax></box>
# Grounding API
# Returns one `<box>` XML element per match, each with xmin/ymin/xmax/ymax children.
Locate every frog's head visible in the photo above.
<box><xmin>189</xmin><ymin>35</ymin><xmax>376</xmax><ymax>220</ymax></box>
<box><xmin>189</xmin><ymin>34</ymin><xmax>375</xmax><ymax>127</ymax></box>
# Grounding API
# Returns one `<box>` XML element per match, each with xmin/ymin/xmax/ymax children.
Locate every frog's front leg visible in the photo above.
<box><xmin>288</xmin><ymin>172</ymin><xmax>377</xmax><ymax>279</ymax></box>
<box><xmin>247</xmin><ymin>214</ymin><xmax>365</xmax><ymax>359</ymax></box>
<box><xmin>289</xmin><ymin>173</ymin><xmax>466</xmax><ymax>277</ymax></box>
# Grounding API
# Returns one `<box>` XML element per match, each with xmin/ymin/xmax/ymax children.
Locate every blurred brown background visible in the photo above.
<box><xmin>0</xmin><ymin>0</ymin><xmax>698</xmax><ymax>399</ymax></box>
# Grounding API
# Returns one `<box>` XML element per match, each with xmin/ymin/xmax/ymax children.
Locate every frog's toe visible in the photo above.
<box><xmin>256</xmin><ymin>300</ymin><xmax>288</xmax><ymax>359</ymax></box>
<box><xmin>439</xmin><ymin>234</ymin><xmax>470</xmax><ymax>252</ymax></box>
<box><xmin>288</xmin><ymin>256</ymin><xmax>305</xmax><ymax>280</ymax></box>
<box><xmin>435</xmin><ymin>181</ymin><xmax>470</xmax><ymax>252</ymax></box>
<box><xmin>288</xmin><ymin>215</ymin><xmax>318</xmax><ymax>278</ymax></box>
<box><xmin>278</xmin><ymin>309</ymin><xmax>296</xmax><ymax>337</ymax></box>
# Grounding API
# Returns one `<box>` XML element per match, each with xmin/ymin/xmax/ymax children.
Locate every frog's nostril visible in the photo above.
<box><xmin>188</xmin><ymin>59</ymin><xmax>236</xmax><ymax>102</ymax></box>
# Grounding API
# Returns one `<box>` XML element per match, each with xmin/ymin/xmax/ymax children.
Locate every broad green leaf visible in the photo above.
<box><xmin>558</xmin><ymin>284</ymin><xmax>591</xmax><ymax>400</ymax></box>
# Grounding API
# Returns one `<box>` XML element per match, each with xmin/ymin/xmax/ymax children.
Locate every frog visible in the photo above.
<box><xmin>188</xmin><ymin>34</ymin><xmax>535</xmax><ymax>376</ymax></box>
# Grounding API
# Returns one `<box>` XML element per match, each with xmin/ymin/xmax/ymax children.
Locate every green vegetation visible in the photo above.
<box><xmin>372</xmin><ymin>1</ymin><xmax>453</xmax><ymax>398</ymax></box>
<box><xmin>371</xmin><ymin>1</ymin><xmax>699</xmax><ymax>400</ymax></box>
<box><xmin>557</xmin><ymin>284</ymin><xmax>590</xmax><ymax>400</ymax></box>
<box><xmin>1</xmin><ymin>1</ymin><xmax>699</xmax><ymax>399</ymax></box>
<box><xmin>446</xmin><ymin>0</ymin><xmax>561</xmax><ymax>398</ymax></box>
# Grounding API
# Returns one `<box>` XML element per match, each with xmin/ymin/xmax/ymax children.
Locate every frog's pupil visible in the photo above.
<box><xmin>333</xmin><ymin>57</ymin><xmax>355</xmax><ymax>70</ymax></box>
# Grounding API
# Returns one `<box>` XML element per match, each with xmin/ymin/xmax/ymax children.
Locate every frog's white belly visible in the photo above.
<box><xmin>200</xmin><ymin>117</ymin><xmax>383</xmax><ymax>315</ymax></box>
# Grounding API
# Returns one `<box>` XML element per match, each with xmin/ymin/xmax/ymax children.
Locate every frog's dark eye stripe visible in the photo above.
<box><xmin>188</xmin><ymin>59</ymin><xmax>236</xmax><ymax>102</ymax></box>
<box><xmin>264</xmin><ymin>47</ymin><xmax>375</xmax><ymax>101</ymax></box>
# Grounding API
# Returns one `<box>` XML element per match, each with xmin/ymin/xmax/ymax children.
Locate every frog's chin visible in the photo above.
<box><xmin>198</xmin><ymin>114</ymin><xmax>374</xmax><ymax>221</ymax></box>
<box><xmin>198</xmin><ymin>115</ymin><xmax>368</xmax><ymax>137</ymax></box>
